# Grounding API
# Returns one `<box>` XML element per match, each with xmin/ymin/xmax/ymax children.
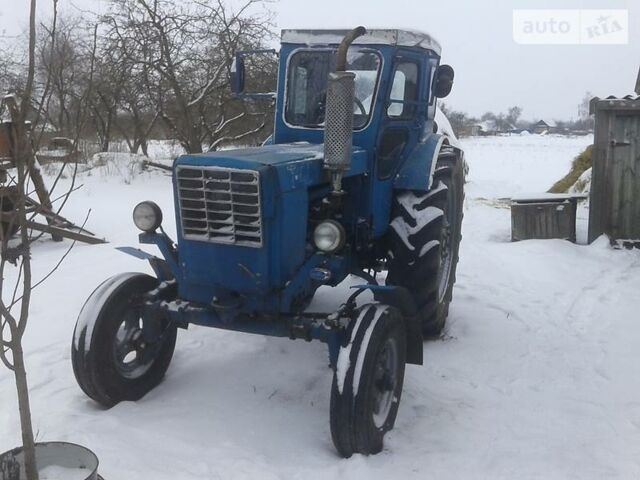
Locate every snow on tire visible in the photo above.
<box><xmin>387</xmin><ymin>147</ymin><xmax>464</xmax><ymax>336</ymax></box>
<box><xmin>330</xmin><ymin>304</ymin><xmax>406</xmax><ymax>458</ymax></box>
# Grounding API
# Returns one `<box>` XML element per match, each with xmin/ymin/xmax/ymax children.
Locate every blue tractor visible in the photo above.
<box><xmin>71</xmin><ymin>27</ymin><xmax>465</xmax><ymax>457</ymax></box>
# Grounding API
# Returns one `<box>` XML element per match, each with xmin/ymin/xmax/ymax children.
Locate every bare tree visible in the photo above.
<box><xmin>0</xmin><ymin>1</ymin><xmax>40</xmax><ymax>476</ymax></box>
<box><xmin>106</xmin><ymin>47</ymin><xmax>160</xmax><ymax>155</ymax></box>
<box><xmin>506</xmin><ymin>106</ymin><xmax>523</xmax><ymax>127</ymax></box>
<box><xmin>0</xmin><ymin>3</ymin><xmax>95</xmax><ymax>478</ymax></box>
<box><xmin>36</xmin><ymin>15</ymin><xmax>97</xmax><ymax>141</ymax></box>
<box><xmin>104</xmin><ymin>0</ymin><xmax>275</xmax><ymax>153</ymax></box>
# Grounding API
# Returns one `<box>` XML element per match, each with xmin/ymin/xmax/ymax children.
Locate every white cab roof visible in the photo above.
<box><xmin>281</xmin><ymin>29</ymin><xmax>442</xmax><ymax>55</ymax></box>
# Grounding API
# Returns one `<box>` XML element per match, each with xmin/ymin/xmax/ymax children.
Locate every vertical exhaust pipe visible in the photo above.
<box><xmin>324</xmin><ymin>26</ymin><xmax>367</xmax><ymax>194</ymax></box>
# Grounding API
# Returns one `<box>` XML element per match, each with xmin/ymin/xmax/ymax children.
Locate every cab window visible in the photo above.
<box><xmin>285</xmin><ymin>49</ymin><xmax>382</xmax><ymax>129</ymax></box>
<box><xmin>387</xmin><ymin>61</ymin><xmax>419</xmax><ymax>118</ymax></box>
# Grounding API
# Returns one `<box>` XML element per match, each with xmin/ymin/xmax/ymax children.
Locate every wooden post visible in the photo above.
<box><xmin>2</xmin><ymin>97</ymin><xmax>63</xmax><ymax>241</ymax></box>
<box><xmin>588</xmin><ymin>97</ymin><xmax>640</xmax><ymax>243</ymax></box>
<box><xmin>29</xmin><ymin>163</ymin><xmax>63</xmax><ymax>241</ymax></box>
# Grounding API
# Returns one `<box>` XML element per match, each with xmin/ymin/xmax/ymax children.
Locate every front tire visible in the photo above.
<box><xmin>330</xmin><ymin>304</ymin><xmax>406</xmax><ymax>457</ymax></box>
<box><xmin>71</xmin><ymin>273</ymin><xmax>177</xmax><ymax>408</ymax></box>
<box><xmin>387</xmin><ymin>147</ymin><xmax>464</xmax><ymax>336</ymax></box>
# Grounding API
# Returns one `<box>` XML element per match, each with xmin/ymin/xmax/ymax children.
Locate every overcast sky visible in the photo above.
<box><xmin>1</xmin><ymin>0</ymin><xmax>638</xmax><ymax>120</ymax></box>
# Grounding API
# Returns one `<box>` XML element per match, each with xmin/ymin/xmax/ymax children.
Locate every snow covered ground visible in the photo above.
<box><xmin>2</xmin><ymin>134</ymin><xmax>640</xmax><ymax>479</ymax></box>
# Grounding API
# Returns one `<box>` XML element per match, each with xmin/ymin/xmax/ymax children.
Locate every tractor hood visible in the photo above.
<box><xmin>171</xmin><ymin>142</ymin><xmax>367</xmax><ymax>308</ymax></box>
<box><xmin>175</xmin><ymin>142</ymin><xmax>367</xmax><ymax>192</ymax></box>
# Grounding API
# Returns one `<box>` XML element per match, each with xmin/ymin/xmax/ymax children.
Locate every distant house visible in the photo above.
<box><xmin>458</xmin><ymin>122</ymin><xmax>493</xmax><ymax>137</ymax></box>
<box><xmin>460</xmin><ymin>120</ymin><xmax>518</xmax><ymax>137</ymax></box>
<box><xmin>468</xmin><ymin>124</ymin><xmax>482</xmax><ymax>136</ymax></box>
<box><xmin>533</xmin><ymin>120</ymin><xmax>558</xmax><ymax>134</ymax></box>
<box><xmin>477</xmin><ymin>120</ymin><xmax>498</xmax><ymax>136</ymax></box>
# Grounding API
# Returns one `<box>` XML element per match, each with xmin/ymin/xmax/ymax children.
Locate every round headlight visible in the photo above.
<box><xmin>133</xmin><ymin>201</ymin><xmax>163</xmax><ymax>232</ymax></box>
<box><xmin>314</xmin><ymin>220</ymin><xmax>345</xmax><ymax>253</ymax></box>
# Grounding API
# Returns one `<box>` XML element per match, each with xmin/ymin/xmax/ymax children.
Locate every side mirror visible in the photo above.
<box><xmin>433</xmin><ymin>64</ymin><xmax>455</xmax><ymax>99</ymax></box>
<box><xmin>231</xmin><ymin>49</ymin><xmax>278</xmax><ymax>100</ymax></box>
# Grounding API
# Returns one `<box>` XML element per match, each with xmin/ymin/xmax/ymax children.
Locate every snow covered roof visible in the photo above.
<box><xmin>598</xmin><ymin>94</ymin><xmax>640</xmax><ymax>102</ymax></box>
<box><xmin>589</xmin><ymin>95</ymin><xmax>640</xmax><ymax>113</ymax></box>
<box><xmin>281</xmin><ymin>29</ymin><xmax>442</xmax><ymax>55</ymax></box>
<box><xmin>477</xmin><ymin>120</ymin><xmax>496</xmax><ymax>131</ymax></box>
<box><xmin>535</xmin><ymin>119</ymin><xmax>557</xmax><ymax>128</ymax></box>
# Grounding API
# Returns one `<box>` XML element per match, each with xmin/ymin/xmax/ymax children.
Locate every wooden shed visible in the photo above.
<box><xmin>588</xmin><ymin>95</ymin><xmax>640</xmax><ymax>243</ymax></box>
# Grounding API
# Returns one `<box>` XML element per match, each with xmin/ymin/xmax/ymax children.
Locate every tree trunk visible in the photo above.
<box><xmin>101</xmin><ymin>110</ymin><xmax>114</xmax><ymax>153</ymax></box>
<box><xmin>188</xmin><ymin>132</ymin><xmax>202</xmax><ymax>154</ymax></box>
<box><xmin>12</xmin><ymin>343</ymin><xmax>39</xmax><ymax>480</ymax></box>
<box><xmin>140</xmin><ymin>138</ymin><xmax>149</xmax><ymax>157</ymax></box>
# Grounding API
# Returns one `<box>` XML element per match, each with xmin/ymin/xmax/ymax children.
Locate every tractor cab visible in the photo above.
<box><xmin>237</xmin><ymin>29</ymin><xmax>453</xmax><ymax>156</ymax></box>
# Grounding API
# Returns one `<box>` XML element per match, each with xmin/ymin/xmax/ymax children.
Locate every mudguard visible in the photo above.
<box><xmin>351</xmin><ymin>284</ymin><xmax>423</xmax><ymax>366</ymax></box>
<box><xmin>394</xmin><ymin>133</ymin><xmax>447</xmax><ymax>192</ymax></box>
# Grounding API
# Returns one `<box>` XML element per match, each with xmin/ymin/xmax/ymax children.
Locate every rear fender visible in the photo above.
<box><xmin>394</xmin><ymin>134</ymin><xmax>464</xmax><ymax>193</ymax></box>
<box><xmin>394</xmin><ymin>134</ymin><xmax>446</xmax><ymax>192</ymax></box>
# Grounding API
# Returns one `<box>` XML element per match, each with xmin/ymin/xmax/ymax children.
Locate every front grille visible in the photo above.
<box><xmin>176</xmin><ymin>166</ymin><xmax>263</xmax><ymax>248</ymax></box>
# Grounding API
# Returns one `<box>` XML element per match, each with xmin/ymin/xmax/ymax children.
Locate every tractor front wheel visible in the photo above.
<box><xmin>330</xmin><ymin>304</ymin><xmax>406</xmax><ymax>457</ymax></box>
<box><xmin>71</xmin><ymin>273</ymin><xmax>177</xmax><ymax>408</ymax></box>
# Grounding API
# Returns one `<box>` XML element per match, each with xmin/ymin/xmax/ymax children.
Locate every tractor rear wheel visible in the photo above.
<box><xmin>387</xmin><ymin>147</ymin><xmax>464</xmax><ymax>336</ymax></box>
<box><xmin>71</xmin><ymin>273</ymin><xmax>177</xmax><ymax>407</ymax></box>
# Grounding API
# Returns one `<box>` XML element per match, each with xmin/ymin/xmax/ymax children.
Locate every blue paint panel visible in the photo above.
<box><xmin>172</xmin><ymin>143</ymin><xmax>367</xmax><ymax>311</ymax></box>
<box><xmin>394</xmin><ymin>134</ymin><xmax>445</xmax><ymax>191</ymax></box>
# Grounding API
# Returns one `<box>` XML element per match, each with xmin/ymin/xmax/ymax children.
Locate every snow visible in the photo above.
<box><xmin>435</xmin><ymin>107</ymin><xmax>460</xmax><ymax>148</ymax></box>
<box><xmin>39</xmin><ymin>465</ymin><xmax>90</xmax><ymax>480</ymax></box>
<box><xmin>281</xmin><ymin>29</ymin><xmax>442</xmax><ymax>55</ymax></box>
<box><xmin>1</xmin><ymin>135</ymin><xmax>640</xmax><ymax>479</ymax></box>
<box><xmin>352</xmin><ymin>305</ymin><xmax>386</xmax><ymax>396</ymax></box>
<box><xmin>336</xmin><ymin>306</ymin><xmax>370</xmax><ymax>394</ymax></box>
<box><xmin>390</xmin><ymin>204</ymin><xmax>443</xmax><ymax>251</ymax></box>
<box><xmin>511</xmin><ymin>192</ymin><xmax>588</xmax><ymax>202</ymax></box>
<box><xmin>570</xmin><ymin>167</ymin><xmax>592</xmax><ymax>194</ymax></box>
<box><xmin>419</xmin><ymin>239</ymin><xmax>439</xmax><ymax>258</ymax></box>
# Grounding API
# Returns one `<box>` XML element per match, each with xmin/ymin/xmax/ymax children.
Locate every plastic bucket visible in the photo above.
<box><xmin>0</xmin><ymin>442</ymin><xmax>100</xmax><ymax>480</ymax></box>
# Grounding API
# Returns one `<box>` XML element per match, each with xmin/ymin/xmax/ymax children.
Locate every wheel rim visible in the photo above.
<box><xmin>437</xmin><ymin>182</ymin><xmax>455</xmax><ymax>302</ymax></box>
<box><xmin>372</xmin><ymin>336</ymin><xmax>399</xmax><ymax>428</ymax></box>
<box><xmin>112</xmin><ymin>309</ymin><xmax>158</xmax><ymax>379</ymax></box>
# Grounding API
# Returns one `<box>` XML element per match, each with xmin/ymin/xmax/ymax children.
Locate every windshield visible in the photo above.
<box><xmin>285</xmin><ymin>49</ymin><xmax>381</xmax><ymax>129</ymax></box>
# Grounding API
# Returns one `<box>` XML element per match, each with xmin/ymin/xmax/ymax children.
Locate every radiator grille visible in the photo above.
<box><xmin>176</xmin><ymin>166</ymin><xmax>262</xmax><ymax>248</ymax></box>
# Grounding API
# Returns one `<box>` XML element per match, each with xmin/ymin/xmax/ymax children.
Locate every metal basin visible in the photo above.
<box><xmin>0</xmin><ymin>442</ymin><xmax>99</xmax><ymax>480</ymax></box>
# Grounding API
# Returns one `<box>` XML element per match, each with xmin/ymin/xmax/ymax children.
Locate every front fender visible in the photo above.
<box><xmin>349</xmin><ymin>284</ymin><xmax>423</xmax><ymax>366</ymax></box>
<box><xmin>116</xmin><ymin>231</ymin><xmax>180</xmax><ymax>282</ymax></box>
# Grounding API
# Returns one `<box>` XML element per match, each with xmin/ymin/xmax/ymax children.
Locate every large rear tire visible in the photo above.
<box><xmin>330</xmin><ymin>304</ymin><xmax>406</xmax><ymax>457</ymax></box>
<box><xmin>387</xmin><ymin>147</ymin><xmax>464</xmax><ymax>336</ymax></box>
<box><xmin>71</xmin><ymin>273</ymin><xmax>177</xmax><ymax>407</ymax></box>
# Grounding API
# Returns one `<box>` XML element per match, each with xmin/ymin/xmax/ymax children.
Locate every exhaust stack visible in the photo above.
<box><xmin>323</xmin><ymin>26</ymin><xmax>367</xmax><ymax>194</ymax></box>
